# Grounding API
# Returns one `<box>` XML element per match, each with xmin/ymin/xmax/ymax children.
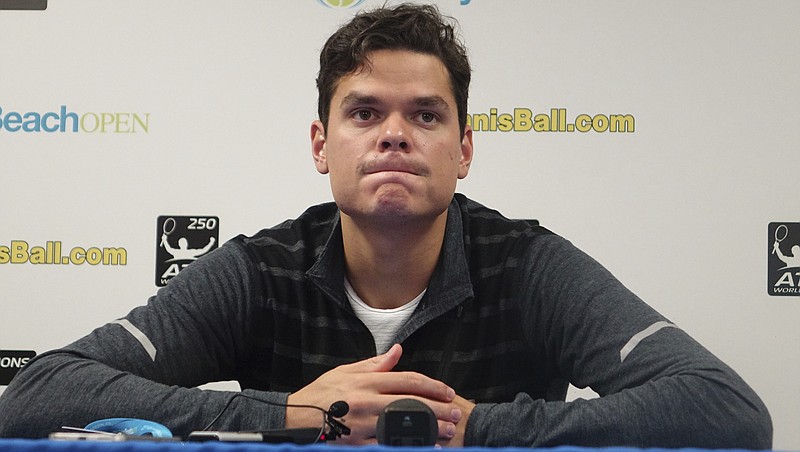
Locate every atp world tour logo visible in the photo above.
<box><xmin>768</xmin><ymin>222</ymin><xmax>800</xmax><ymax>296</ymax></box>
<box><xmin>156</xmin><ymin>216</ymin><xmax>219</xmax><ymax>287</ymax></box>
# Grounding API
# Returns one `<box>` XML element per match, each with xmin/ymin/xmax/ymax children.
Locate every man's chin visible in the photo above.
<box><xmin>336</xmin><ymin>188</ymin><xmax>450</xmax><ymax>225</ymax></box>
<box><xmin>357</xmin><ymin>203</ymin><xmax>417</xmax><ymax>222</ymax></box>
<box><xmin>346</xmin><ymin>203</ymin><xmax>448</xmax><ymax>229</ymax></box>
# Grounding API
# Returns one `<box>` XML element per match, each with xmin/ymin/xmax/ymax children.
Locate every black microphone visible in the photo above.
<box><xmin>328</xmin><ymin>400</ymin><xmax>349</xmax><ymax>418</ymax></box>
<box><xmin>376</xmin><ymin>399</ymin><xmax>437</xmax><ymax>446</ymax></box>
<box><xmin>324</xmin><ymin>401</ymin><xmax>351</xmax><ymax>439</ymax></box>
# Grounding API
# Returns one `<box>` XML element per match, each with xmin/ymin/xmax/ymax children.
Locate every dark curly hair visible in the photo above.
<box><xmin>316</xmin><ymin>3</ymin><xmax>471</xmax><ymax>136</ymax></box>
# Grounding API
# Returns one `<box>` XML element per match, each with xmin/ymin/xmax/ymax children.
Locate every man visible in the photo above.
<box><xmin>0</xmin><ymin>4</ymin><xmax>772</xmax><ymax>448</ymax></box>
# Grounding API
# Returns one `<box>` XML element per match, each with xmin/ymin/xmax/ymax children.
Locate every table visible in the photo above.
<box><xmin>0</xmin><ymin>440</ymin><xmax>770</xmax><ymax>452</ymax></box>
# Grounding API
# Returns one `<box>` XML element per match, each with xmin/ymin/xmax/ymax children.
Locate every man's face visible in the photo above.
<box><xmin>311</xmin><ymin>49</ymin><xmax>473</xmax><ymax>226</ymax></box>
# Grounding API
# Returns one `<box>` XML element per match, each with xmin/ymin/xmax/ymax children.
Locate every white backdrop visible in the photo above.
<box><xmin>1</xmin><ymin>1</ymin><xmax>798</xmax><ymax>448</ymax></box>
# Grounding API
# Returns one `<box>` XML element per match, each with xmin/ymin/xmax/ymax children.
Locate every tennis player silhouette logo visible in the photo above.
<box><xmin>768</xmin><ymin>222</ymin><xmax>800</xmax><ymax>296</ymax></box>
<box><xmin>156</xmin><ymin>216</ymin><xmax>219</xmax><ymax>286</ymax></box>
<box><xmin>160</xmin><ymin>218</ymin><xmax>216</xmax><ymax>262</ymax></box>
<box><xmin>772</xmin><ymin>224</ymin><xmax>800</xmax><ymax>269</ymax></box>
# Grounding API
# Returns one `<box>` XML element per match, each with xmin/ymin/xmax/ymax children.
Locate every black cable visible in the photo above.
<box><xmin>201</xmin><ymin>392</ymin><xmax>348</xmax><ymax>443</ymax></box>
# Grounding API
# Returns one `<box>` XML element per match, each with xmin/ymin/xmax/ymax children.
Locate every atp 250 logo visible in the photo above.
<box><xmin>768</xmin><ymin>222</ymin><xmax>800</xmax><ymax>296</ymax></box>
<box><xmin>156</xmin><ymin>216</ymin><xmax>218</xmax><ymax>287</ymax></box>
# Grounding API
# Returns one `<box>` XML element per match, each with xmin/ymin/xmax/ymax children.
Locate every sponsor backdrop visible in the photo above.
<box><xmin>1</xmin><ymin>0</ymin><xmax>798</xmax><ymax>447</ymax></box>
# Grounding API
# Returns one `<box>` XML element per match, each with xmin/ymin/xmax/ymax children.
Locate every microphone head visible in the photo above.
<box><xmin>328</xmin><ymin>401</ymin><xmax>349</xmax><ymax>418</ymax></box>
<box><xmin>376</xmin><ymin>399</ymin><xmax>436</xmax><ymax>446</ymax></box>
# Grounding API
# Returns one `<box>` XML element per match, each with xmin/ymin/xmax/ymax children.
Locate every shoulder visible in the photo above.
<box><xmin>453</xmin><ymin>193</ymin><xmax>553</xmax><ymax>245</ymax></box>
<box><xmin>233</xmin><ymin>201</ymin><xmax>340</xmax><ymax>267</ymax></box>
<box><xmin>452</xmin><ymin>194</ymin><xmax>603</xmax><ymax>281</ymax></box>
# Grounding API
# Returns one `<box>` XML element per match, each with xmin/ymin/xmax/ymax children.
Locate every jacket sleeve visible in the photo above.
<box><xmin>465</xmin><ymin>235</ymin><xmax>772</xmax><ymax>448</ymax></box>
<box><xmin>0</xmin><ymin>240</ymin><xmax>287</xmax><ymax>439</ymax></box>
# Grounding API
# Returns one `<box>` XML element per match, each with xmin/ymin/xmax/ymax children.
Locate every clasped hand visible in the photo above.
<box><xmin>286</xmin><ymin>344</ymin><xmax>474</xmax><ymax>446</ymax></box>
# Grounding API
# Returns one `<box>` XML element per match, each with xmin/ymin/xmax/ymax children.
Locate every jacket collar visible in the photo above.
<box><xmin>306</xmin><ymin>198</ymin><xmax>474</xmax><ymax>321</ymax></box>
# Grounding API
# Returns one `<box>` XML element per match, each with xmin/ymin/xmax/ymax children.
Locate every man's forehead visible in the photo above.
<box><xmin>330</xmin><ymin>49</ymin><xmax>455</xmax><ymax>103</ymax></box>
<box><xmin>333</xmin><ymin>85</ymin><xmax>456</xmax><ymax>113</ymax></box>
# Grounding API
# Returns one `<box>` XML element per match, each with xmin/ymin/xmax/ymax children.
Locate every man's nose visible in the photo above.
<box><xmin>380</xmin><ymin>114</ymin><xmax>409</xmax><ymax>151</ymax></box>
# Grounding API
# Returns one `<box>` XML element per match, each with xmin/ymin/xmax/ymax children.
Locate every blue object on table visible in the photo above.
<box><xmin>84</xmin><ymin>418</ymin><xmax>173</xmax><ymax>438</ymax></box>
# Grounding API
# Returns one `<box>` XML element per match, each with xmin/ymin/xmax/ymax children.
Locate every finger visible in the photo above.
<box><xmin>341</xmin><ymin>344</ymin><xmax>403</xmax><ymax>374</ymax></box>
<box><xmin>332</xmin><ymin>433</ymin><xmax>378</xmax><ymax>446</ymax></box>
<box><xmin>420</xmin><ymin>400</ymin><xmax>462</xmax><ymax>422</ymax></box>
<box><xmin>437</xmin><ymin>420</ymin><xmax>457</xmax><ymax>440</ymax></box>
<box><xmin>361</xmin><ymin>373</ymin><xmax>455</xmax><ymax>402</ymax></box>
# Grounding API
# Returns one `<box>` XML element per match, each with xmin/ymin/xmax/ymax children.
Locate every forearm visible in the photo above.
<box><xmin>0</xmin><ymin>351</ymin><xmax>287</xmax><ymax>438</ymax></box>
<box><xmin>465</xmin><ymin>372</ymin><xmax>772</xmax><ymax>448</ymax></box>
<box><xmin>501</xmin><ymin>235</ymin><xmax>772</xmax><ymax>448</ymax></box>
<box><xmin>0</xmin><ymin>241</ymin><xmax>281</xmax><ymax>439</ymax></box>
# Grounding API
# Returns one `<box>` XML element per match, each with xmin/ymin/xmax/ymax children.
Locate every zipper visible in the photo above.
<box><xmin>436</xmin><ymin>304</ymin><xmax>464</xmax><ymax>382</ymax></box>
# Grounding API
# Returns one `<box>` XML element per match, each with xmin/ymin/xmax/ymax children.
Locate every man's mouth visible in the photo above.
<box><xmin>362</xmin><ymin>158</ymin><xmax>428</xmax><ymax>176</ymax></box>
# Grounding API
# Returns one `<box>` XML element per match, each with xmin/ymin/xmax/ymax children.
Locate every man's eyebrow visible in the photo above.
<box><xmin>413</xmin><ymin>95</ymin><xmax>450</xmax><ymax>110</ymax></box>
<box><xmin>339</xmin><ymin>92</ymin><xmax>451</xmax><ymax>110</ymax></box>
<box><xmin>340</xmin><ymin>92</ymin><xmax>380</xmax><ymax>108</ymax></box>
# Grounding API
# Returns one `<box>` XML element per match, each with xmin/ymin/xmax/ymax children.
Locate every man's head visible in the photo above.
<box><xmin>316</xmin><ymin>3</ymin><xmax>471</xmax><ymax>137</ymax></box>
<box><xmin>310</xmin><ymin>4</ymin><xmax>474</xmax><ymax>227</ymax></box>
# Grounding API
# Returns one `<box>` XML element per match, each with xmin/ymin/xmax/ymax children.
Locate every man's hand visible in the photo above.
<box><xmin>436</xmin><ymin>394</ymin><xmax>475</xmax><ymax>447</ymax></box>
<box><xmin>286</xmin><ymin>344</ymin><xmax>471</xmax><ymax>445</ymax></box>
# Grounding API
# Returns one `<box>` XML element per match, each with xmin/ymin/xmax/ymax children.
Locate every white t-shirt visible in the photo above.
<box><xmin>344</xmin><ymin>278</ymin><xmax>425</xmax><ymax>354</ymax></box>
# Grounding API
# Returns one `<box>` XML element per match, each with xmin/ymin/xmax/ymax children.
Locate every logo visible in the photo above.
<box><xmin>768</xmin><ymin>222</ymin><xmax>800</xmax><ymax>296</ymax></box>
<box><xmin>467</xmin><ymin>107</ymin><xmax>635</xmax><ymax>133</ymax></box>
<box><xmin>0</xmin><ymin>0</ymin><xmax>46</xmax><ymax>10</ymax></box>
<box><xmin>0</xmin><ymin>241</ymin><xmax>127</xmax><ymax>266</ymax></box>
<box><xmin>0</xmin><ymin>350</ymin><xmax>36</xmax><ymax>386</ymax></box>
<box><xmin>0</xmin><ymin>106</ymin><xmax>149</xmax><ymax>133</ymax></box>
<box><xmin>317</xmin><ymin>0</ymin><xmax>366</xmax><ymax>8</ymax></box>
<box><xmin>156</xmin><ymin>216</ymin><xmax>219</xmax><ymax>287</ymax></box>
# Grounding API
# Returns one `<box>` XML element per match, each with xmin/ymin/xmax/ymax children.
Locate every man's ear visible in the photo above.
<box><xmin>458</xmin><ymin>124</ymin><xmax>474</xmax><ymax>179</ymax></box>
<box><xmin>311</xmin><ymin>120</ymin><xmax>329</xmax><ymax>175</ymax></box>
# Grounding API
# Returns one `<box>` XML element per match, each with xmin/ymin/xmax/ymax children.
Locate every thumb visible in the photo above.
<box><xmin>347</xmin><ymin>343</ymin><xmax>403</xmax><ymax>373</ymax></box>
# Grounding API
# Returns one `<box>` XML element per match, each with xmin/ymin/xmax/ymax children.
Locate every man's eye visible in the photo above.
<box><xmin>355</xmin><ymin>110</ymin><xmax>373</xmax><ymax>121</ymax></box>
<box><xmin>419</xmin><ymin>112</ymin><xmax>437</xmax><ymax>123</ymax></box>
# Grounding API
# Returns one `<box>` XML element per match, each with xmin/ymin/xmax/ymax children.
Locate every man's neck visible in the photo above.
<box><xmin>341</xmin><ymin>212</ymin><xmax>447</xmax><ymax>310</ymax></box>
